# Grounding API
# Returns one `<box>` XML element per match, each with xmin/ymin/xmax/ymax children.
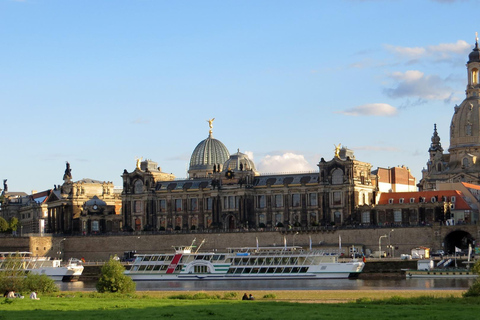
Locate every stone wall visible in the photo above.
<box><xmin>10</xmin><ymin>225</ymin><xmax>479</xmax><ymax>261</ymax></box>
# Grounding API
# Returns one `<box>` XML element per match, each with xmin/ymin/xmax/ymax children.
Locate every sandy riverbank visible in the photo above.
<box><xmin>134</xmin><ymin>289</ymin><xmax>466</xmax><ymax>303</ymax></box>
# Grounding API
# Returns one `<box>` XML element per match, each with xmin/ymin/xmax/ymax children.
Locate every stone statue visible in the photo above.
<box><xmin>207</xmin><ymin>118</ymin><xmax>215</xmax><ymax>134</ymax></box>
<box><xmin>334</xmin><ymin>143</ymin><xmax>341</xmax><ymax>158</ymax></box>
<box><xmin>63</xmin><ymin>162</ymin><xmax>72</xmax><ymax>182</ymax></box>
<box><xmin>3</xmin><ymin>179</ymin><xmax>7</xmax><ymax>193</ymax></box>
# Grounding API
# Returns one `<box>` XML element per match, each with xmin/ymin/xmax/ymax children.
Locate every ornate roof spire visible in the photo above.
<box><xmin>429</xmin><ymin>124</ymin><xmax>443</xmax><ymax>153</ymax></box>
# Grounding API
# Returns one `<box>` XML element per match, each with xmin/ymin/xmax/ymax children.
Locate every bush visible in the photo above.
<box><xmin>223</xmin><ymin>292</ymin><xmax>238</xmax><ymax>300</ymax></box>
<box><xmin>0</xmin><ymin>217</ymin><xmax>8</xmax><ymax>233</ymax></box>
<box><xmin>96</xmin><ymin>257</ymin><xmax>136</xmax><ymax>293</ymax></box>
<box><xmin>464</xmin><ymin>260</ymin><xmax>480</xmax><ymax>297</ymax></box>
<box><xmin>23</xmin><ymin>273</ymin><xmax>59</xmax><ymax>294</ymax></box>
<box><xmin>263</xmin><ymin>293</ymin><xmax>277</xmax><ymax>299</ymax></box>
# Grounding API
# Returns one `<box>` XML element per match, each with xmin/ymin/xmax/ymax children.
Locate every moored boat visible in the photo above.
<box><xmin>405</xmin><ymin>259</ymin><xmax>478</xmax><ymax>279</ymax></box>
<box><xmin>124</xmin><ymin>241</ymin><xmax>365</xmax><ymax>281</ymax></box>
<box><xmin>0</xmin><ymin>252</ymin><xmax>84</xmax><ymax>282</ymax></box>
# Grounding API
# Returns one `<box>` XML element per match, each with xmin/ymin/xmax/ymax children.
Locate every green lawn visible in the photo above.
<box><xmin>1</xmin><ymin>292</ymin><xmax>480</xmax><ymax>320</ymax></box>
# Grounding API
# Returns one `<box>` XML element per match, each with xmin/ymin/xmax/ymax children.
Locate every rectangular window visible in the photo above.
<box><xmin>206</xmin><ymin>198</ymin><xmax>212</xmax><ymax>210</ymax></box>
<box><xmin>394</xmin><ymin>210</ymin><xmax>402</xmax><ymax>223</ymax></box>
<box><xmin>190</xmin><ymin>198</ymin><xmax>198</xmax><ymax>211</ymax></box>
<box><xmin>159</xmin><ymin>200</ymin><xmax>166</xmax><ymax>212</ymax></box>
<box><xmin>134</xmin><ymin>201</ymin><xmax>142</xmax><ymax>213</ymax></box>
<box><xmin>258</xmin><ymin>195</ymin><xmax>265</xmax><ymax>208</ymax></box>
<box><xmin>175</xmin><ymin>199</ymin><xmax>182</xmax><ymax>212</ymax></box>
<box><xmin>333</xmin><ymin>192</ymin><xmax>342</xmax><ymax>205</ymax></box>
<box><xmin>292</xmin><ymin>194</ymin><xmax>300</xmax><ymax>207</ymax></box>
<box><xmin>92</xmin><ymin>220</ymin><xmax>99</xmax><ymax>232</ymax></box>
<box><xmin>309</xmin><ymin>193</ymin><xmax>317</xmax><ymax>206</ymax></box>
<box><xmin>274</xmin><ymin>194</ymin><xmax>283</xmax><ymax>208</ymax></box>
<box><xmin>228</xmin><ymin>196</ymin><xmax>235</xmax><ymax>209</ymax></box>
<box><xmin>361</xmin><ymin>211</ymin><xmax>370</xmax><ymax>224</ymax></box>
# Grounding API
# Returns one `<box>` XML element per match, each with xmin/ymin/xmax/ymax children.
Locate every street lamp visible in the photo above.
<box><xmin>58</xmin><ymin>238</ymin><xmax>66</xmax><ymax>260</ymax></box>
<box><xmin>389</xmin><ymin>229</ymin><xmax>395</xmax><ymax>258</ymax></box>
<box><xmin>379</xmin><ymin>235</ymin><xmax>387</xmax><ymax>258</ymax></box>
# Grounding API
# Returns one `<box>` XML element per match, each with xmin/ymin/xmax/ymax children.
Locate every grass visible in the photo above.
<box><xmin>0</xmin><ymin>290</ymin><xmax>478</xmax><ymax>320</ymax></box>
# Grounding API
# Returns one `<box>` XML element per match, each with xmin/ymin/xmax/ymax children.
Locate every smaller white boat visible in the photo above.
<box><xmin>0</xmin><ymin>252</ymin><xmax>84</xmax><ymax>282</ymax></box>
<box><xmin>405</xmin><ymin>259</ymin><xmax>478</xmax><ymax>279</ymax></box>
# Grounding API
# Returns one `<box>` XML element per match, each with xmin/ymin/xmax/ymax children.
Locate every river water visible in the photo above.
<box><xmin>58</xmin><ymin>278</ymin><xmax>474</xmax><ymax>292</ymax></box>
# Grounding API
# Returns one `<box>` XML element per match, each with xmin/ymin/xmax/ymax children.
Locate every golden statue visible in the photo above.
<box><xmin>136</xmin><ymin>157</ymin><xmax>143</xmax><ymax>170</ymax></box>
<box><xmin>207</xmin><ymin>118</ymin><xmax>215</xmax><ymax>134</ymax></box>
<box><xmin>334</xmin><ymin>143</ymin><xmax>341</xmax><ymax>158</ymax></box>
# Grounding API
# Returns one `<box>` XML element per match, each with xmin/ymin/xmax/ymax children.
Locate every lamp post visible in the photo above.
<box><xmin>379</xmin><ymin>235</ymin><xmax>387</xmax><ymax>258</ymax></box>
<box><xmin>389</xmin><ymin>229</ymin><xmax>395</xmax><ymax>258</ymax></box>
<box><xmin>58</xmin><ymin>238</ymin><xmax>66</xmax><ymax>260</ymax></box>
<box><xmin>293</xmin><ymin>232</ymin><xmax>299</xmax><ymax>247</ymax></box>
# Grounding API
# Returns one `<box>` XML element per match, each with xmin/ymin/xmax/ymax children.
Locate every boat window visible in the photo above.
<box><xmin>292</xmin><ymin>267</ymin><xmax>300</xmax><ymax>273</ymax></box>
<box><xmin>153</xmin><ymin>265</ymin><xmax>161</xmax><ymax>271</ymax></box>
<box><xmin>195</xmin><ymin>255</ymin><xmax>204</xmax><ymax>260</ymax></box>
<box><xmin>227</xmin><ymin>268</ymin><xmax>234</xmax><ymax>274</ymax></box>
<box><xmin>284</xmin><ymin>267</ymin><xmax>292</xmax><ymax>273</ymax></box>
<box><xmin>175</xmin><ymin>264</ymin><xmax>183</xmax><ymax>272</ymax></box>
<box><xmin>158</xmin><ymin>256</ymin><xmax>165</xmax><ymax>261</ymax></box>
<box><xmin>242</xmin><ymin>258</ymin><xmax>249</xmax><ymax>265</ymax></box>
<box><xmin>282</xmin><ymin>258</ymin><xmax>289</xmax><ymax>265</ymax></box>
<box><xmin>138</xmin><ymin>265</ymin><xmax>147</xmax><ymax>271</ymax></box>
<box><xmin>160</xmin><ymin>265</ymin><xmax>168</xmax><ymax>271</ymax></box>
<box><xmin>273</xmin><ymin>258</ymin><xmax>281</xmax><ymax>265</ymax></box>
<box><xmin>131</xmin><ymin>266</ymin><xmax>139</xmax><ymax>271</ymax></box>
<box><xmin>267</xmin><ymin>267</ymin><xmax>275</xmax><ymax>273</ymax></box>
<box><xmin>300</xmin><ymin>267</ymin><xmax>308</xmax><ymax>273</ymax></box>
<box><xmin>134</xmin><ymin>257</ymin><xmax>143</xmax><ymax>263</ymax></box>
<box><xmin>275</xmin><ymin>267</ymin><xmax>284</xmax><ymax>274</ymax></box>
<box><xmin>225</xmin><ymin>258</ymin><xmax>232</xmax><ymax>263</ymax></box>
<box><xmin>234</xmin><ymin>268</ymin><xmax>244</xmax><ymax>274</ymax></box>
<box><xmin>258</xmin><ymin>268</ymin><xmax>267</xmax><ymax>274</ymax></box>
<box><xmin>257</xmin><ymin>258</ymin><xmax>265</xmax><ymax>265</ymax></box>
<box><xmin>265</xmin><ymin>258</ymin><xmax>272</xmax><ymax>265</ymax></box>
<box><xmin>150</xmin><ymin>256</ymin><xmax>159</xmax><ymax>262</ymax></box>
<box><xmin>290</xmin><ymin>258</ymin><xmax>297</xmax><ymax>265</ymax></box>
<box><xmin>243</xmin><ymin>267</ymin><xmax>251</xmax><ymax>274</ymax></box>
<box><xmin>251</xmin><ymin>268</ymin><xmax>259</xmax><ymax>274</ymax></box>
<box><xmin>145</xmin><ymin>265</ymin><xmax>153</xmax><ymax>271</ymax></box>
<box><xmin>165</xmin><ymin>255</ymin><xmax>173</xmax><ymax>262</ymax></box>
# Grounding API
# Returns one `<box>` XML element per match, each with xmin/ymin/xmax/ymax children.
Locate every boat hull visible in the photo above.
<box><xmin>405</xmin><ymin>269</ymin><xmax>478</xmax><ymax>279</ymax></box>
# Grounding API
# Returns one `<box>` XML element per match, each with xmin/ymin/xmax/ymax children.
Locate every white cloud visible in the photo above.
<box><xmin>244</xmin><ymin>151</ymin><xmax>254</xmax><ymax>161</ymax></box>
<box><xmin>336</xmin><ymin>103</ymin><xmax>398</xmax><ymax>117</ymax></box>
<box><xmin>256</xmin><ymin>153</ymin><xmax>314</xmax><ymax>173</ymax></box>
<box><xmin>384</xmin><ymin>70</ymin><xmax>453</xmax><ymax>101</ymax></box>
<box><xmin>384</xmin><ymin>40</ymin><xmax>471</xmax><ymax>63</ymax></box>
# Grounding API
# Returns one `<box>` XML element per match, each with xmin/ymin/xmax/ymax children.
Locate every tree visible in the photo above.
<box><xmin>0</xmin><ymin>217</ymin><xmax>8</xmax><ymax>232</ymax></box>
<box><xmin>8</xmin><ymin>217</ymin><xmax>18</xmax><ymax>233</ymax></box>
<box><xmin>463</xmin><ymin>259</ymin><xmax>480</xmax><ymax>297</ymax></box>
<box><xmin>96</xmin><ymin>257</ymin><xmax>136</xmax><ymax>293</ymax></box>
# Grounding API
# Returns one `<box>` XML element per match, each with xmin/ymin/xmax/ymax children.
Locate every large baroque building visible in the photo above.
<box><xmin>121</xmin><ymin>125</ymin><xmax>378</xmax><ymax>232</ymax></box>
<box><xmin>419</xmin><ymin>38</ymin><xmax>480</xmax><ymax>190</ymax></box>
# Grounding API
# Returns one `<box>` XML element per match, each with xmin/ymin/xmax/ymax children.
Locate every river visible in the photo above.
<box><xmin>58</xmin><ymin>278</ymin><xmax>474</xmax><ymax>291</ymax></box>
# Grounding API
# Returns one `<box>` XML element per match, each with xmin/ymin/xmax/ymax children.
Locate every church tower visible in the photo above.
<box><xmin>419</xmin><ymin>36</ymin><xmax>480</xmax><ymax>190</ymax></box>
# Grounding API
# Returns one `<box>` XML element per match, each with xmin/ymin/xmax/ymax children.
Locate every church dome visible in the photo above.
<box><xmin>468</xmin><ymin>41</ymin><xmax>480</xmax><ymax>63</ymax></box>
<box><xmin>222</xmin><ymin>149</ymin><xmax>258</xmax><ymax>174</ymax></box>
<box><xmin>188</xmin><ymin>132</ymin><xmax>230</xmax><ymax>178</ymax></box>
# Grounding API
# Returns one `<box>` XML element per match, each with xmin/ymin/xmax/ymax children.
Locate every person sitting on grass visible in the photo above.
<box><xmin>242</xmin><ymin>293</ymin><xmax>248</xmax><ymax>300</ymax></box>
<box><xmin>30</xmin><ymin>292</ymin><xmax>40</xmax><ymax>300</ymax></box>
<box><xmin>248</xmin><ymin>294</ymin><xmax>255</xmax><ymax>300</ymax></box>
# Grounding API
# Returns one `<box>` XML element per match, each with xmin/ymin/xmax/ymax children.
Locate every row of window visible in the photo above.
<box><xmin>257</xmin><ymin>193</ymin><xmax>318</xmax><ymax>209</ymax></box>
<box><xmin>227</xmin><ymin>266</ymin><xmax>310</xmax><ymax>274</ymax></box>
<box><xmin>388</xmin><ymin>196</ymin><xmax>456</xmax><ymax>205</ymax></box>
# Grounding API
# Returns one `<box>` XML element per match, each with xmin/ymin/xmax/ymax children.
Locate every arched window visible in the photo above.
<box><xmin>332</xmin><ymin>168</ymin><xmax>344</xmax><ymax>184</ymax></box>
<box><xmin>134</xmin><ymin>180</ymin><xmax>144</xmax><ymax>194</ymax></box>
<box><xmin>472</xmin><ymin>68</ymin><xmax>479</xmax><ymax>85</ymax></box>
<box><xmin>463</xmin><ymin>158</ymin><xmax>469</xmax><ymax>168</ymax></box>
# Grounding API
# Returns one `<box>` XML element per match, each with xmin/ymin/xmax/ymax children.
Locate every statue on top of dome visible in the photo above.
<box><xmin>207</xmin><ymin>118</ymin><xmax>215</xmax><ymax>134</ymax></box>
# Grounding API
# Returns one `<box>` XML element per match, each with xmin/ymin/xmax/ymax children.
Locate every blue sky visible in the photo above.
<box><xmin>1</xmin><ymin>0</ymin><xmax>479</xmax><ymax>193</ymax></box>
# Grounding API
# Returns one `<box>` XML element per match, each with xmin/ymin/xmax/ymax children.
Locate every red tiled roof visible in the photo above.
<box><xmin>377</xmin><ymin>190</ymin><xmax>471</xmax><ymax>209</ymax></box>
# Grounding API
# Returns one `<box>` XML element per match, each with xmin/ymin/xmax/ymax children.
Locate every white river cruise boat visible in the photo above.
<box><xmin>0</xmin><ymin>252</ymin><xmax>84</xmax><ymax>282</ymax></box>
<box><xmin>125</xmin><ymin>241</ymin><xmax>365</xmax><ymax>281</ymax></box>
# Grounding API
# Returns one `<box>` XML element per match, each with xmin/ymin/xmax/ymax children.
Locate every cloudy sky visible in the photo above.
<box><xmin>1</xmin><ymin>0</ymin><xmax>479</xmax><ymax>193</ymax></box>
